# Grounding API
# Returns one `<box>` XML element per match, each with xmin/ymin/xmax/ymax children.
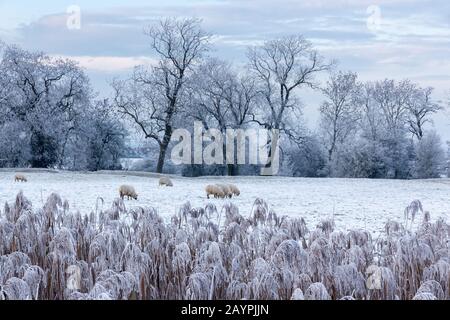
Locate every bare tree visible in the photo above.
<box><xmin>247</xmin><ymin>36</ymin><xmax>330</xmax><ymax>170</ymax></box>
<box><xmin>405</xmin><ymin>86</ymin><xmax>442</xmax><ymax>140</ymax></box>
<box><xmin>248</xmin><ymin>36</ymin><xmax>330</xmax><ymax>132</ymax></box>
<box><xmin>356</xmin><ymin>82</ymin><xmax>383</xmax><ymax>141</ymax></box>
<box><xmin>319</xmin><ymin>71</ymin><xmax>360</xmax><ymax>161</ymax></box>
<box><xmin>188</xmin><ymin>59</ymin><xmax>231</xmax><ymax>131</ymax></box>
<box><xmin>372</xmin><ymin>79</ymin><xmax>415</xmax><ymax>135</ymax></box>
<box><xmin>114</xmin><ymin>18</ymin><xmax>209</xmax><ymax>173</ymax></box>
<box><xmin>187</xmin><ymin>58</ymin><xmax>258</xmax><ymax>175</ymax></box>
<box><xmin>189</xmin><ymin>58</ymin><xmax>257</xmax><ymax>129</ymax></box>
<box><xmin>225</xmin><ymin>74</ymin><xmax>258</xmax><ymax>129</ymax></box>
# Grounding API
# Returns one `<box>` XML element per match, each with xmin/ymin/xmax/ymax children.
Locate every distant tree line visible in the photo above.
<box><xmin>0</xmin><ymin>18</ymin><xmax>447</xmax><ymax>178</ymax></box>
<box><xmin>311</xmin><ymin>73</ymin><xmax>444</xmax><ymax>179</ymax></box>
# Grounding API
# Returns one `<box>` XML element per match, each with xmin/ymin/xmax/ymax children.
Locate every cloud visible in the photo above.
<box><xmin>210</xmin><ymin>34</ymin><xmax>264</xmax><ymax>47</ymax></box>
<box><xmin>3</xmin><ymin>0</ymin><xmax>449</xmax><ymax>105</ymax></box>
<box><xmin>12</xmin><ymin>9</ymin><xmax>157</xmax><ymax>56</ymax></box>
<box><xmin>53</xmin><ymin>55</ymin><xmax>157</xmax><ymax>72</ymax></box>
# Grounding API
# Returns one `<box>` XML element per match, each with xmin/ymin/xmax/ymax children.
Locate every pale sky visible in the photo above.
<box><xmin>1</xmin><ymin>0</ymin><xmax>449</xmax><ymax>138</ymax></box>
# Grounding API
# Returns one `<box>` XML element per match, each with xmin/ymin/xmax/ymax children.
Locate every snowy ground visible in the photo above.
<box><xmin>1</xmin><ymin>170</ymin><xmax>450</xmax><ymax>235</ymax></box>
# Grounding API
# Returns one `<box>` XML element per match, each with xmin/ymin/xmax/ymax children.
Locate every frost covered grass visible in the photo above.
<box><xmin>1</xmin><ymin>192</ymin><xmax>449</xmax><ymax>300</ymax></box>
<box><xmin>2</xmin><ymin>171</ymin><xmax>450</xmax><ymax>235</ymax></box>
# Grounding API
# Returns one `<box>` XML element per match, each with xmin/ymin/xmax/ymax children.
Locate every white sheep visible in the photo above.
<box><xmin>217</xmin><ymin>184</ymin><xmax>233</xmax><ymax>198</ymax></box>
<box><xmin>205</xmin><ymin>185</ymin><xmax>225</xmax><ymax>199</ymax></box>
<box><xmin>159</xmin><ymin>176</ymin><xmax>173</xmax><ymax>187</ymax></box>
<box><xmin>119</xmin><ymin>185</ymin><xmax>138</xmax><ymax>200</ymax></box>
<box><xmin>228</xmin><ymin>184</ymin><xmax>240</xmax><ymax>197</ymax></box>
<box><xmin>14</xmin><ymin>174</ymin><xmax>28</xmax><ymax>182</ymax></box>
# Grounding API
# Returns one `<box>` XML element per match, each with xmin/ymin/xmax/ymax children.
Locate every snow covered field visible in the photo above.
<box><xmin>1</xmin><ymin>170</ymin><xmax>450</xmax><ymax>234</ymax></box>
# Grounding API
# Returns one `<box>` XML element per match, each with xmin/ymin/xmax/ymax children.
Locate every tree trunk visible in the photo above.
<box><xmin>58</xmin><ymin>127</ymin><xmax>74</xmax><ymax>168</ymax></box>
<box><xmin>156</xmin><ymin>146</ymin><xmax>166</xmax><ymax>173</ymax></box>
<box><xmin>416</xmin><ymin>120</ymin><xmax>423</xmax><ymax>140</ymax></box>
<box><xmin>328</xmin><ymin>147</ymin><xmax>334</xmax><ymax>162</ymax></box>
<box><xmin>328</xmin><ymin>126</ymin><xmax>337</xmax><ymax>162</ymax></box>
<box><xmin>156</xmin><ymin>124</ymin><xmax>173</xmax><ymax>173</ymax></box>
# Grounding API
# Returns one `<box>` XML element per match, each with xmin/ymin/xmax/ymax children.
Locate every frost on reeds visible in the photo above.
<box><xmin>1</xmin><ymin>195</ymin><xmax>450</xmax><ymax>300</ymax></box>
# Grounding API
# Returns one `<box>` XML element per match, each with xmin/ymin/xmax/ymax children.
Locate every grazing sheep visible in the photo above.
<box><xmin>215</xmin><ymin>188</ymin><xmax>226</xmax><ymax>199</ymax></box>
<box><xmin>205</xmin><ymin>185</ymin><xmax>218</xmax><ymax>199</ymax></box>
<box><xmin>228</xmin><ymin>184</ymin><xmax>240</xmax><ymax>197</ymax></box>
<box><xmin>159</xmin><ymin>176</ymin><xmax>173</xmax><ymax>187</ymax></box>
<box><xmin>205</xmin><ymin>185</ymin><xmax>225</xmax><ymax>199</ymax></box>
<box><xmin>14</xmin><ymin>174</ymin><xmax>27</xmax><ymax>182</ymax></box>
<box><xmin>217</xmin><ymin>184</ymin><xmax>233</xmax><ymax>198</ymax></box>
<box><xmin>119</xmin><ymin>185</ymin><xmax>138</xmax><ymax>200</ymax></box>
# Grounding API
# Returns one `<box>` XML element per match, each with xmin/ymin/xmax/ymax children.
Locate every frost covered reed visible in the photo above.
<box><xmin>0</xmin><ymin>194</ymin><xmax>449</xmax><ymax>300</ymax></box>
